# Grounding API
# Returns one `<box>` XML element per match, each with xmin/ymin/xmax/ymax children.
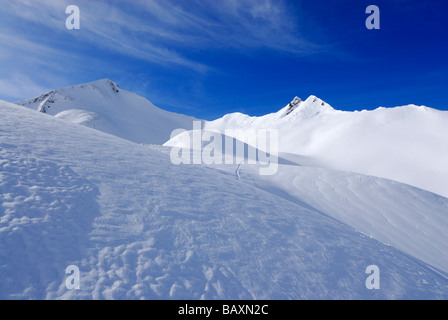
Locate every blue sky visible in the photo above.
<box><xmin>0</xmin><ymin>0</ymin><xmax>447</xmax><ymax>120</ymax></box>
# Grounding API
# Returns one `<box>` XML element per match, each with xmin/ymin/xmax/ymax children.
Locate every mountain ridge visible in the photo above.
<box><xmin>15</xmin><ymin>79</ymin><xmax>448</xmax><ymax>197</ymax></box>
<box><xmin>16</xmin><ymin>79</ymin><xmax>200</xmax><ymax>145</ymax></box>
<box><xmin>203</xmin><ymin>96</ymin><xmax>448</xmax><ymax>197</ymax></box>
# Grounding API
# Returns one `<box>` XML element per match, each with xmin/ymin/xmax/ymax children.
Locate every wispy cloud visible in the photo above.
<box><xmin>0</xmin><ymin>73</ymin><xmax>51</xmax><ymax>102</ymax></box>
<box><xmin>1</xmin><ymin>0</ymin><xmax>318</xmax><ymax>68</ymax></box>
<box><xmin>0</xmin><ymin>0</ymin><xmax>325</xmax><ymax>102</ymax></box>
<box><xmin>128</xmin><ymin>0</ymin><xmax>318</xmax><ymax>53</ymax></box>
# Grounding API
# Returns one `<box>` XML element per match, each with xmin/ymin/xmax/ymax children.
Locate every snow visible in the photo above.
<box><xmin>17</xmin><ymin>79</ymin><xmax>200</xmax><ymax>145</ymax></box>
<box><xmin>227</xmin><ymin>164</ymin><xmax>448</xmax><ymax>274</ymax></box>
<box><xmin>54</xmin><ymin>109</ymin><xmax>101</xmax><ymax>126</ymax></box>
<box><xmin>202</xmin><ymin>96</ymin><xmax>448</xmax><ymax>198</ymax></box>
<box><xmin>165</xmin><ymin>126</ymin><xmax>448</xmax><ymax>273</ymax></box>
<box><xmin>20</xmin><ymin>80</ymin><xmax>448</xmax><ymax>198</ymax></box>
<box><xmin>1</xmin><ymin>99</ymin><xmax>448</xmax><ymax>299</ymax></box>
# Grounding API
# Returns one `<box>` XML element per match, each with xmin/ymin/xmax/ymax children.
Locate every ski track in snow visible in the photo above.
<box><xmin>1</xmin><ymin>101</ymin><xmax>448</xmax><ymax>299</ymax></box>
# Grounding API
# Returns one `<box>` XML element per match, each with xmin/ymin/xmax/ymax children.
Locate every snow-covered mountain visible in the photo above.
<box><xmin>20</xmin><ymin>80</ymin><xmax>448</xmax><ymax>198</ymax></box>
<box><xmin>199</xmin><ymin>96</ymin><xmax>448</xmax><ymax>198</ymax></box>
<box><xmin>17</xmin><ymin>79</ymin><xmax>200</xmax><ymax>145</ymax></box>
<box><xmin>3</xmin><ymin>80</ymin><xmax>448</xmax><ymax>299</ymax></box>
<box><xmin>1</xmin><ymin>99</ymin><xmax>448</xmax><ymax>299</ymax></box>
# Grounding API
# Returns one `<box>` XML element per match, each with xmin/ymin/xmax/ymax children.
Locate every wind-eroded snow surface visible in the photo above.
<box><xmin>1</xmin><ymin>100</ymin><xmax>447</xmax><ymax>299</ymax></box>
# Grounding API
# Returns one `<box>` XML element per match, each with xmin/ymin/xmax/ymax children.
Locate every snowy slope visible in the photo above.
<box><xmin>164</xmin><ymin>128</ymin><xmax>448</xmax><ymax>274</ymax></box>
<box><xmin>17</xmin><ymin>79</ymin><xmax>200</xmax><ymax>145</ymax></box>
<box><xmin>212</xmin><ymin>163</ymin><xmax>448</xmax><ymax>274</ymax></box>
<box><xmin>1</xmin><ymin>100</ymin><xmax>448</xmax><ymax>299</ymax></box>
<box><xmin>203</xmin><ymin>96</ymin><xmax>448</xmax><ymax>198</ymax></box>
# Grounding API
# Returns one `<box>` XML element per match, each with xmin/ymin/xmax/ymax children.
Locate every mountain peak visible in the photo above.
<box><xmin>85</xmin><ymin>79</ymin><xmax>121</xmax><ymax>93</ymax></box>
<box><xmin>16</xmin><ymin>79</ymin><xmax>198</xmax><ymax>144</ymax></box>
<box><xmin>281</xmin><ymin>95</ymin><xmax>334</xmax><ymax>119</ymax></box>
<box><xmin>90</xmin><ymin>78</ymin><xmax>116</xmax><ymax>85</ymax></box>
<box><xmin>282</xmin><ymin>96</ymin><xmax>302</xmax><ymax>116</ymax></box>
<box><xmin>302</xmin><ymin>95</ymin><xmax>333</xmax><ymax>109</ymax></box>
<box><xmin>17</xmin><ymin>79</ymin><xmax>123</xmax><ymax>114</ymax></box>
